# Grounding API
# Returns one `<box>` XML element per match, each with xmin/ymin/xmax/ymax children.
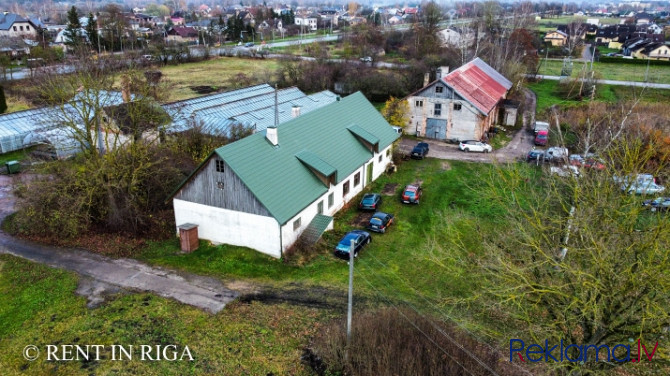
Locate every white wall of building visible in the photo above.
<box><xmin>174</xmin><ymin>199</ymin><xmax>281</xmax><ymax>258</ymax></box>
<box><xmin>279</xmin><ymin>145</ymin><xmax>393</xmax><ymax>253</ymax></box>
<box><xmin>0</xmin><ymin>21</ymin><xmax>37</xmax><ymax>38</ymax></box>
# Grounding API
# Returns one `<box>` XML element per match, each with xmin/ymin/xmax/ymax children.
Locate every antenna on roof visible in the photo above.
<box><xmin>274</xmin><ymin>84</ymin><xmax>278</xmax><ymax>128</ymax></box>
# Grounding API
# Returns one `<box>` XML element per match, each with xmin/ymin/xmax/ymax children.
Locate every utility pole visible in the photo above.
<box><xmin>345</xmin><ymin>238</ymin><xmax>354</xmax><ymax>361</ymax></box>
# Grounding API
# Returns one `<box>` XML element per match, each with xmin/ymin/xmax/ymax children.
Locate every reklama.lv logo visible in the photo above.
<box><xmin>509</xmin><ymin>339</ymin><xmax>659</xmax><ymax>363</ymax></box>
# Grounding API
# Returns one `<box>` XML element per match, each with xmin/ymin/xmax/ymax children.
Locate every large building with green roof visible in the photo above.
<box><xmin>171</xmin><ymin>92</ymin><xmax>400</xmax><ymax>258</ymax></box>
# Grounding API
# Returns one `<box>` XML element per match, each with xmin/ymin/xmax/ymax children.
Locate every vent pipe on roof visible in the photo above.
<box><xmin>266</xmin><ymin>126</ymin><xmax>278</xmax><ymax>146</ymax></box>
<box><xmin>423</xmin><ymin>72</ymin><xmax>430</xmax><ymax>87</ymax></box>
<box><xmin>291</xmin><ymin>105</ymin><xmax>301</xmax><ymax>118</ymax></box>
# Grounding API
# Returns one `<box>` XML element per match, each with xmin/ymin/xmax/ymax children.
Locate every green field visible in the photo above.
<box><xmin>527</xmin><ymin>79</ymin><xmax>670</xmax><ymax>113</ymax></box>
<box><xmin>0</xmin><ymin>254</ymin><xmax>336</xmax><ymax>375</ymax></box>
<box><xmin>535</xmin><ymin>15</ymin><xmax>621</xmax><ymax>32</ymax></box>
<box><xmin>1</xmin><ymin>158</ymin><xmax>521</xmax><ymax>374</ymax></box>
<box><xmin>537</xmin><ymin>59</ymin><xmax>670</xmax><ymax>84</ymax></box>
<box><xmin>154</xmin><ymin>57</ymin><xmax>280</xmax><ymax>102</ymax></box>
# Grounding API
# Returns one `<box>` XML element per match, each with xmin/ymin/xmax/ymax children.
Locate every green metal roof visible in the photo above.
<box><xmin>213</xmin><ymin>92</ymin><xmax>399</xmax><ymax>225</ymax></box>
<box><xmin>347</xmin><ymin>124</ymin><xmax>380</xmax><ymax>146</ymax></box>
<box><xmin>295</xmin><ymin>150</ymin><xmax>337</xmax><ymax>178</ymax></box>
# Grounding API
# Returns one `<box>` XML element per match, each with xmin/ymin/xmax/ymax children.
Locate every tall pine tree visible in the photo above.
<box><xmin>0</xmin><ymin>86</ymin><xmax>7</xmax><ymax>114</ymax></box>
<box><xmin>63</xmin><ymin>6</ymin><xmax>83</xmax><ymax>48</ymax></box>
<box><xmin>85</xmin><ymin>13</ymin><xmax>98</xmax><ymax>52</ymax></box>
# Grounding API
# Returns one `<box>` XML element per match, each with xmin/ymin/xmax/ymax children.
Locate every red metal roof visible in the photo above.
<box><xmin>443</xmin><ymin>59</ymin><xmax>509</xmax><ymax>115</ymax></box>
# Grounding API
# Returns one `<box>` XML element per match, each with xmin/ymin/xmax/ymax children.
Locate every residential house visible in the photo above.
<box><xmin>171</xmin><ymin>92</ymin><xmax>399</xmax><ymax>258</ymax></box>
<box><xmin>295</xmin><ymin>15</ymin><xmax>318</xmax><ymax>31</ymax></box>
<box><xmin>544</xmin><ymin>30</ymin><xmax>568</xmax><ymax>46</ymax></box>
<box><xmin>0</xmin><ymin>12</ymin><xmax>39</xmax><ymax>39</ymax></box>
<box><xmin>0</xmin><ymin>37</ymin><xmax>31</xmax><ymax>58</ymax></box>
<box><xmin>635</xmin><ymin>12</ymin><xmax>653</xmax><ymax>24</ymax></box>
<box><xmin>639</xmin><ymin>42</ymin><xmax>670</xmax><ymax>60</ymax></box>
<box><xmin>405</xmin><ymin>58</ymin><xmax>513</xmax><ymax>142</ymax></box>
<box><xmin>167</xmin><ymin>26</ymin><xmax>198</xmax><ymax>43</ymax></box>
<box><xmin>388</xmin><ymin>15</ymin><xmax>403</xmax><ymax>25</ymax></box>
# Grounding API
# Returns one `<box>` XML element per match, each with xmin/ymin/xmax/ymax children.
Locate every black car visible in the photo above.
<box><xmin>526</xmin><ymin>149</ymin><xmax>544</xmax><ymax>162</ymax></box>
<box><xmin>334</xmin><ymin>230</ymin><xmax>372</xmax><ymax>260</ymax></box>
<box><xmin>642</xmin><ymin>197</ymin><xmax>670</xmax><ymax>212</ymax></box>
<box><xmin>367</xmin><ymin>212</ymin><xmax>394</xmax><ymax>233</ymax></box>
<box><xmin>359</xmin><ymin>193</ymin><xmax>382</xmax><ymax>211</ymax></box>
<box><xmin>411</xmin><ymin>142</ymin><xmax>429</xmax><ymax>159</ymax></box>
<box><xmin>410</xmin><ymin>146</ymin><xmax>427</xmax><ymax>159</ymax></box>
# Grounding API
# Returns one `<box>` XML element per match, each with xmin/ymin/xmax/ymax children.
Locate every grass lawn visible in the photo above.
<box><xmin>5</xmin><ymin>95</ymin><xmax>33</xmax><ymax>113</ymax></box>
<box><xmin>0</xmin><ymin>146</ymin><xmax>36</xmax><ymax>166</ymax></box>
<box><xmin>0</xmin><ymin>254</ymin><xmax>335</xmax><ymax>375</ymax></box>
<box><xmin>537</xmin><ymin>59</ymin><xmax>670</xmax><ymax>84</ymax></box>
<box><xmin>146</xmin><ymin>57</ymin><xmax>280</xmax><ymax>102</ymax></box>
<box><xmin>138</xmin><ymin>158</ymin><xmax>518</xmax><ymax>339</ymax></box>
<box><xmin>1</xmin><ymin>158</ymin><xmax>520</xmax><ymax>374</ymax></box>
<box><xmin>527</xmin><ymin>79</ymin><xmax>670</xmax><ymax>113</ymax></box>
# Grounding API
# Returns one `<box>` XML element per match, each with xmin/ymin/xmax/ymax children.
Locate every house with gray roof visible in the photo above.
<box><xmin>171</xmin><ymin>92</ymin><xmax>400</xmax><ymax>257</ymax></box>
<box><xmin>0</xmin><ymin>12</ymin><xmax>38</xmax><ymax>39</ymax></box>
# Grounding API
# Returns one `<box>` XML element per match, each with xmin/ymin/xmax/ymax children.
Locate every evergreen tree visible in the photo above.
<box><xmin>85</xmin><ymin>13</ymin><xmax>98</xmax><ymax>52</ymax></box>
<box><xmin>64</xmin><ymin>6</ymin><xmax>83</xmax><ymax>48</ymax></box>
<box><xmin>0</xmin><ymin>86</ymin><xmax>7</xmax><ymax>114</ymax></box>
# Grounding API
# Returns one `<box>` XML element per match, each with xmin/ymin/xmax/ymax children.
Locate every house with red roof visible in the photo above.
<box><xmin>405</xmin><ymin>58</ymin><xmax>514</xmax><ymax>142</ymax></box>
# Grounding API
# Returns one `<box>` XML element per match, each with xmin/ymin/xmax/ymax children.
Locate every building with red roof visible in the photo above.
<box><xmin>405</xmin><ymin>58</ymin><xmax>515</xmax><ymax>142</ymax></box>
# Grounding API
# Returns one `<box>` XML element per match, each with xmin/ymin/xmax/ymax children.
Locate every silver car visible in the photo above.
<box><xmin>459</xmin><ymin>140</ymin><xmax>492</xmax><ymax>153</ymax></box>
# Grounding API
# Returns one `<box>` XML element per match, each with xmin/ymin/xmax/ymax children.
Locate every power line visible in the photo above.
<box><xmin>359</xmin><ymin>253</ymin><xmax>535</xmax><ymax>376</ymax></box>
<box><xmin>356</xmin><ymin>267</ymin><xmax>501</xmax><ymax>376</ymax></box>
<box><xmin>354</xmin><ymin>269</ymin><xmax>478</xmax><ymax>376</ymax></box>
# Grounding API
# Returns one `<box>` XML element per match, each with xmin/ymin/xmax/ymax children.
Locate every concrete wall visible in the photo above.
<box><xmin>173</xmin><ymin>199</ymin><xmax>281</xmax><ymax>258</ymax></box>
<box><xmin>407</xmin><ymin>93</ymin><xmax>486</xmax><ymax>141</ymax></box>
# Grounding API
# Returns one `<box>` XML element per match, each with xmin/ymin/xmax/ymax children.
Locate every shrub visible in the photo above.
<box><xmin>307</xmin><ymin>308</ymin><xmax>523</xmax><ymax>376</ymax></box>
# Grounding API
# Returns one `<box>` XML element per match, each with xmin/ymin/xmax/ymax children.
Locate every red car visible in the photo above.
<box><xmin>401</xmin><ymin>184</ymin><xmax>422</xmax><ymax>204</ymax></box>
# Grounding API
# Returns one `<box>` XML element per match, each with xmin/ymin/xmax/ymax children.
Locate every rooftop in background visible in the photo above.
<box><xmin>163</xmin><ymin>84</ymin><xmax>338</xmax><ymax>136</ymax></box>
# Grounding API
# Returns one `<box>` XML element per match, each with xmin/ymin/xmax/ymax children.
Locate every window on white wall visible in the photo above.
<box><xmin>317</xmin><ymin>201</ymin><xmax>324</xmax><ymax>214</ymax></box>
<box><xmin>434</xmin><ymin>103</ymin><xmax>442</xmax><ymax>116</ymax></box>
<box><xmin>415</xmin><ymin>100</ymin><xmax>423</xmax><ymax>107</ymax></box>
<box><xmin>378</xmin><ymin>155</ymin><xmax>382</xmax><ymax>162</ymax></box>
<box><xmin>435</xmin><ymin>86</ymin><xmax>443</xmax><ymax>93</ymax></box>
<box><xmin>454</xmin><ymin>103</ymin><xmax>462</xmax><ymax>111</ymax></box>
<box><xmin>328</xmin><ymin>193</ymin><xmax>334</xmax><ymax>208</ymax></box>
<box><xmin>354</xmin><ymin>172</ymin><xmax>361</xmax><ymax>187</ymax></box>
<box><xmin>293</xmin><ymin>218</ymin><xmax>301</xmax><ymax>231</ymax></box>
<box><xmin>343</xmin><ymin>181</ymin><xmax>350</xmax><ymax>197</ymax></box>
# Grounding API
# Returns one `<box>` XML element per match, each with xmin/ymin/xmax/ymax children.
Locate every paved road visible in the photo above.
<box><xmin>0</xmin><ymin>175</ymin><xmax>238</xmax><ymax>314</ymax></box>
<box><xmin>534</xmin><ymin>75</ymin><xmax>670</xmax><ymax>89</ymax></box>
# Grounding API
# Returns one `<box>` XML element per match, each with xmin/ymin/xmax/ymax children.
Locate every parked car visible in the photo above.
<box><xmin>569</xmin><ymin>154</ymin><xmax>585</xmax><ymax>167</ymax></box>
<box><xmin>459</xmin><ymin>140</ymin><xmax>492</xmax><ymax>153</ymax></box>
<box><xmin>543</xmin><ymin>147</ymin><xmax>569</xmax><ymax>163</ymax></box>
<box><xmin>583</xmin><ymin>157</ymin><xmax>606</xmax><ymax>170</ymax></box>
<box><xmin>534</xmin><ymin>130</ymin><xmax>548</xmax><ymax>146</ymax></box>
<box><xmin>615</xmin><ymin>174</ymin><xmax>664</xmax><ymax>194</ymax></box>
<box><xmin>360</xmin><ymin>56</ymin><xmax>372</xmax><ymax>63</ymax></box>
<box><xmin>359</xmin><ymin>193</ymin><xmax>382</xmax><ymax>211</ymax></box>
<box><xmin>411</xmin><ymin>142</ymin><xmax>429</xmax><ymax>159</ymax></box>
<box><xmin>401</xmin><ymin>184</ymin><xmax>422</xmax><ymax>204</ymax></box>
<box><xmin>533</xmin><ymin>121</ymin><xmax>550</xmax><ymax>134</ymax></box>
<box><xmin>550</xmin><ymin>165</ymin><xmax>580</xmax><ymax>178</ymax></box>
<box><xmin>367</xmin><ymin>212</ymin><xmax>394</xmax><ymax>233</ymax></box>
<box><xmin>333</xmin><ymin>230</ymin><xmax>371</xmax><ymax>260</ymax></box>
<box><xmin>526</xmin><ymin>148</ymin><xmax>545</xmax><ymax>162</ymax></box>
<box><xmin>411</xmin><ymin>145</ymin><xmax>427</xmax><ymax>159</ymax></box>
<box><xmin>244</xmin><ymin>42</ymin><xmax>255</xmax><ymax>47</ymax></box>
<box><xmin>642</xmin><ymin>197</ymin><xmax>670</xmax><ymax>212</ymax></box>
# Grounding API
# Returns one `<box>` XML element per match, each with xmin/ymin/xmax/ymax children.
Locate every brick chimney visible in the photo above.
<box><xmin>266</xmin><ymin>126</ymin><xmax>278</xmax><ymax>146</ymax></box>
<box><xmin>423</xmin><ymin>73</ymin><xmax>430</xmax><ymax>87</ymax></box>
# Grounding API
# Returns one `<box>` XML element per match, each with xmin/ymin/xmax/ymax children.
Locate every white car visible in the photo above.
<box><xmin>550</xmin><ymin>165</ymin><xmax>580</xmax><ymax>178</ymax></box>
<box><xmin>360</xmin><ymin>56</ymin><xmax>372</xmax><ymax>63</ymax></box>
<box><xmin>459</xmin><ymin>140</ymin><xmax>492</xmax><ymax>153</ymax></box>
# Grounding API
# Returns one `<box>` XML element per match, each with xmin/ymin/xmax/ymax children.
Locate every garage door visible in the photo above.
<box><xmin>425</xmin><ymin>118</ymin><xmax>446</xmax><ymax>140</ymax></box>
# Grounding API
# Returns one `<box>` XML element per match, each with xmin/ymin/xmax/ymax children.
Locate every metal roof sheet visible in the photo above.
<box><xmin>443</xmin><ymin>58</ymin><xmax>511</xmax><ymax>115</ymax></box>
<box><xmin>295</xmin><ymin>150</ymin><xmax>337</xmax><ymax>177</ymax></box>
<box><xmin>347</xmin><ymin>124</ymin><xmax>380</xmax><ymax>146</ymax></box>
<box><xmin>202</xmin><ymin>92</ymin><xmax>399</xmax><ymax>225</ymax></box>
